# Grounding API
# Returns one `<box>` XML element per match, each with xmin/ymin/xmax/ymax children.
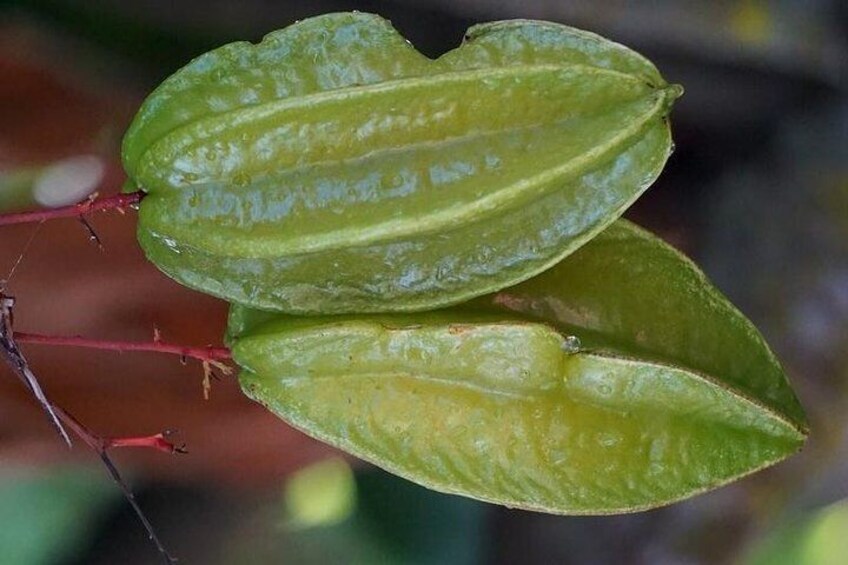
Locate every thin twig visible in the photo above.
<box><xmin>14</xmin><ymin>331</ymin><xmax>233</xmax><ymax>399</ymax></box>
<box><xmin>53</xmin><ymin>406</ymin><xmax>181</xmax><ymax>564</ymax></box>
<box><xmin>1</xmin><ymin>296</ymin><xmax>182</xmax><ymax>562</ymax></box>
<box><xmin>0</xmin><ymin>191</ymin><xmax>144</xmax><ymax>227</ymax></box>
<box><xmin>13</xmin><ymin>332</ymin><xmax>232</xmax><ymax>362</ymax></box>
<box><xmin>0</xmin><ymin>295</ymin><xmax>71</xmax><ymax>445</ymax></box>
<box><xmin>1</xmin><ymin>222</ymin><xmax>44</xmax><ymax>292</ymax></box>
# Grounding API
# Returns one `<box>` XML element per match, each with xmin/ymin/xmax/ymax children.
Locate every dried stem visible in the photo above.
<box><xmin>1</xmin><ymin>295</ymin><xmax>71</xmax><ymax>444</ymax></box>
<box><xmin>0</xmin><ymin>191</ymin><xmax>144</xmax><ymax>227</ymax></box>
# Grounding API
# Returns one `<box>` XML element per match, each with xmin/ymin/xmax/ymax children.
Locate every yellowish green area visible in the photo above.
<box><xmin>746</xmin><ymin>499</ymin><xmax>848</xmax><ymax>565</ymax></box>
<box><xmin>729</xmin><ymin>0</ymin><xmax>773</xmax><ymax>44</ymax></box>
<box><xmin>284</xmin><ymin>457</ymin><xmax>357</xmax><ymax>529</ymax></box>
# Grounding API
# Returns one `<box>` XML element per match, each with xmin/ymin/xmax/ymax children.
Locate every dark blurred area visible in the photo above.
<box><xmin>0</xmin><ymin>1</ymin><xmax>846</xmax><ymax>563</ymax></box>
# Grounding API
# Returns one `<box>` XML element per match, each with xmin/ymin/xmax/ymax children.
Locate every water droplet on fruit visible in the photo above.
<box><xmin>161</xmin><ymin>237</ymin><xmax>181</xmax><ymax>254</ymax></box>
<box><xmin>561</xmin><ymin>335</ymin><xmax>581</xmax><ymax>354</ymax></box>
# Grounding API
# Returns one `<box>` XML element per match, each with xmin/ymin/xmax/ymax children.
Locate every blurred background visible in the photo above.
<box><xmin>0</xmin><ymin>1</ymin><xmax>846</xmax><ymax>563</ymax></box>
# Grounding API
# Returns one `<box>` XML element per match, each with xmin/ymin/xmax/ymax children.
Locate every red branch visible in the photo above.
<box><xmin>53</xmin><ymin>405</ymin><xmax>181</xmax><ymax>564</ymax></box>
<box><xmin>14</xmin><ymin>332</ymin><xmax>231</xmax><ymax>362</ymax></box>
<box><xmin>106</xmin><ymin>432</ymin><xmax>185</xmax><ymax>453</ymax></box>
<box><xmin>0</xmin><ymin>191</ymin><xmax>144</xmax><ymax>227</ymax></box>
<box><xmin>14</xmin><ymin>331</ymin><xmax>233</xmax><ymax>400</ymax></box>
<box><xmin>1</xmin><ymin>296</ymin><xmax>181</xmax><ymax>563</ymax></box>
<box><xmin>54</xmin><ymin>405</ymin><xmax>185</xmax><ymax>455</ymax></box>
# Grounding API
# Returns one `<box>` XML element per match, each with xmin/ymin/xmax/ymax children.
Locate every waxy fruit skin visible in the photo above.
<box><xmin>124</xmin><ymin>13</ymin><xmax>681</xmax><ymax>314</ymax></box>
<box><xmin>231</xmin><ymin>221</ymin><xmax>807</xmax><ymax>514</ymax></box>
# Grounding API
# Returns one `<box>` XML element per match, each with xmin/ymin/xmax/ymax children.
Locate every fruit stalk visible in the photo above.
<box><xmin>0</xmin><ymin>191</ymin><xmax>144</xmax><ymax>227</ymax></box>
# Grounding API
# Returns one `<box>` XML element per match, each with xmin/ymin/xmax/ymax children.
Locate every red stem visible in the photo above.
<box><xmin>52</xmin><ymin>405</ymin><xmax>181</xmax><ymax>563</ymax></box>
<box><xmin>0</xmin><ymin>191</ymin><xmax>144</xmax><ymax>227</ymax></box>
<box><xmin>13</xmin><ymin>332</ymin><xmax>231</xmax><ymax>362</ymax></box>
<box><xmin>53</xmin><ymin>405</ymin><xmax>184</xmax><ymax>454</ymax></box>
<box><xmin>106</xmin><ymin>433</ymin><xmax>184</xmax><ymax>453</ymax></box>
